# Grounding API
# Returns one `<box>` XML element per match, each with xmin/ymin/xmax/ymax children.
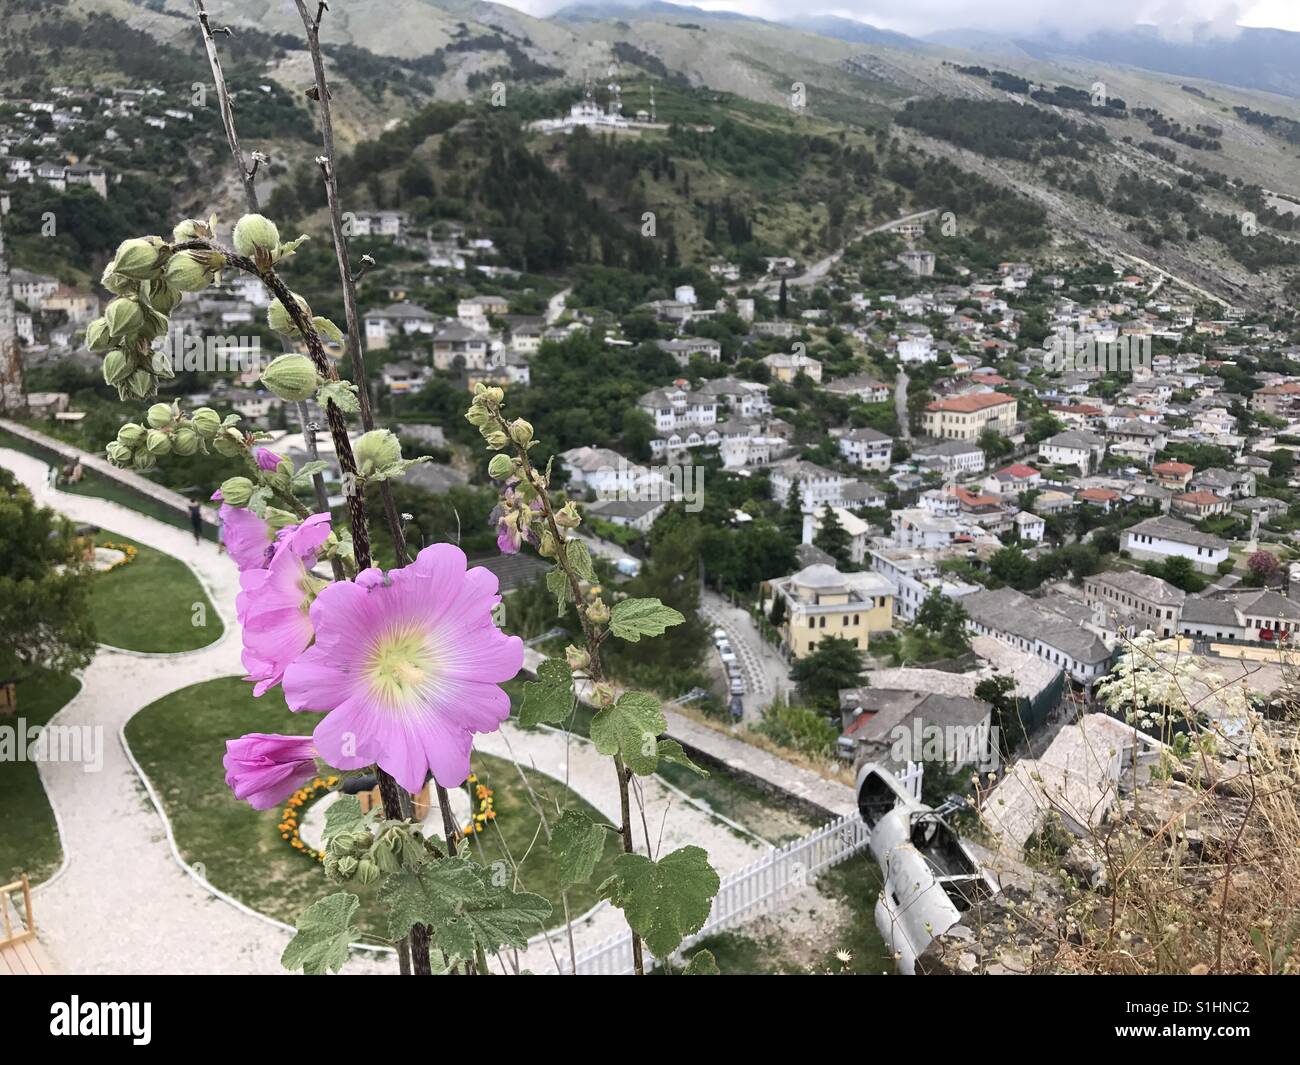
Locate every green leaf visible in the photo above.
<box><xmin>590</xmin><ymin>691</ymin><xmax>666</xmax><ymax>775</ymax></box>
<box><xmin>518</xmin><ymin>658</ymin><xmax>574</xmax><ymax>728</ymax></box>
<box><xmin>281</xmin><ymin>892</ymin><xmax>360</xmax><ymax>975</ymax></box>
<box><xmin>317</xmin><ymin>379</ymin><xmax>360</xmax><ymax>414</ymax></box>
<box><xmin>312</xmin><ymin>315</ymin><xmax>344</xmax><ymax>343</ymax></box>
<box><xmin>609</xmin><ymin>598</ymin><xmax>685</xmax><ymax>643</ymax></box>
<box><xmin>292</xmin><ymin>460</ymin><xmax>330</xmax><ymax>488</ymax></box>
<box><xmin>550</xmin><ymin>810</ymin><xmax>608</xmax><ymax>886</ymax></box>
<box><xmin>566</xmin><ymin>539</ymin><xmax>595</xmax><ymax>581</ymax></box>
<box><xmin>545</xmin><ymin>567</ymin><xmax>572</xmax><ymax>617</ymax></box>
<box><xmin>379</xmin><ymin>858</ymin><xmax>551</xmax><ymax>962</ymax></box>
<box><xmin>598</xmin><ymin>846</ymin><xmax>720</xmax><ymax>958</ymax></box>
<box><xmin>683</xmin><ymin>949</ymin><xmax>720</xmax><ymax>975</ymax></box>
<box><xmin>369</xmin><ymin>456</ymin><xmax>431</xmax><ymax>483</ymax></box>
<box><xmin>657</xmin><ymin>738</ymin><xmax>709</xmax><ymax>777</ymax></box>
<box><xmin>322</xmin><ymin>794</ymin><xmax>373</xmax><ymax>844</ymax></box>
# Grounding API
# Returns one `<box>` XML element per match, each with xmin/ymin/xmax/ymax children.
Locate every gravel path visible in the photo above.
<box><xmin>2</xmin><ymin>446</ymin><xmax>766</xmax><ymax>974</ymax></box>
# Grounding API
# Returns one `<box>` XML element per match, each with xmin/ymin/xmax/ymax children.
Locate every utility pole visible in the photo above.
<box><xmin>0</xmin><ymin>205</ymin><xmax>27</xmax><ymax>415</ymax></box>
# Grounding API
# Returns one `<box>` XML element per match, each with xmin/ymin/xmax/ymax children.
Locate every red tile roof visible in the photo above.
<box><xmin>1153</xmin><ymin>461</ymin><xmax>1194</xmax><ymax>476</ymax></box>
<box><xmin>997</xmin><ymin>463</ymin><xmax>1040</xmax><ymax>479</ymax></box>
<box><xmin>1077</xmin><ymin>487</ymin><xmax>1119</xmax><ymax>502</ymax></box>
<box><xmin>926</xmin><ymin>392</ymin><xmax>1016</xmax><ymax>413</ymax></box>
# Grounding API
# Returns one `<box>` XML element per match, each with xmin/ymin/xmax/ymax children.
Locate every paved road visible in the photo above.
<box><xmin>747</xmin><ymin>209</ymin><xmax>939</xmax><ymax>295</ymax></box>
<box><xmin>895</xmin><ymin>369</ymin><xmax>911</xmax><ymax>442</ymax></box>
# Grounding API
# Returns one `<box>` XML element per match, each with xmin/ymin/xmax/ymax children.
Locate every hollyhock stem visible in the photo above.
<box><xmin>490</xmin><ymin>406</ymin><xmax>647</xmax><ymax>974</ymax></box>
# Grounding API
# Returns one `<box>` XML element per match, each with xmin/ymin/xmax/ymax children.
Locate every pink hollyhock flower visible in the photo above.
<box><xmin>283</xmin><ymin>543</ymin><xmax>523</xmax><ymax>791</ymax></box>
<box><xmin>237</xmin><ymin>514</ymin><xmax>333</xmax><ymax>696</ymax></box>
<box><xmin>493</xmin><ymin>481</ymin><xmax>540</xmax><ymax>556</ymax></box>
<box><xmin>223</xmin><ymin>732</ymin><xmax>317</xmax><ymax>810</ymax></box>
<box><xmin>255</xmin><ymin>447</ymin><xmax>283</xmax><ymax>472</ymax></box>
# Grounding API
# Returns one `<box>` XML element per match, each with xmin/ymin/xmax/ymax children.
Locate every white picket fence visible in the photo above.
<box><xmin>568</xmin><ymin>762</ymin><xmax>922</xmax><ymax>975</ymax></box>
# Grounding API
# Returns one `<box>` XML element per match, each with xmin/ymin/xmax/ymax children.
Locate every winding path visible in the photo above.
<box><xmin>1</xmin><ymin>445</ymin><xmax>766</xmax><ymax>974</ymax></box>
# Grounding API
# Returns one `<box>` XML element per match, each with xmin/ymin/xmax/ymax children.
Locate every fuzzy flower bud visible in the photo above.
<box><xmin>354</xmin><ymin>430</ymin><xmax>403</xmax><ymax>476</ymax></box>
<box><xmin>537</xmin><ymin>530</ymin><xmax>559</xmax><ymax>558</ymax></box>
<box><xmin>146</xmin><ymin>402</ymin><xmax>174</xmax><ymax>429</ymax></box>
<box><xmin>555</xmin><ymin>501</ymin><xmax>582</xmax><ymax>529</ymax></box>
<box><xmin>586</xmin><ymin>598</ymin><xmax>611</xmax><ymax>625</ymax></box>
<box><xmin>105</xmin><ymin>441</ymin><xmax>132</xmax><ymax>466</ymax></box>
<box><xmin>465</xmin><ymin>404</ymin><xmax>491</xmax><ymax>428</ymax></box>
<box><xmin>165</xmin><ymin>251</ymin><xmax>214</xmax><ymax>293</ymax></box>
<box><xmin>565</xmin><ymin>644</ymin><xmax>591</xmax><ymax>672</ymax></box>
<box><xmin>171</xmin><ymin>427</ymin><xmax>200</xmax><ymax>457</ymax></box>
<box><xmin>212</xmin><ymin>427</ymin><xmax>246</xmax><ymax>458</ymax></box>
<box><xmin>509</xmin><ymin>419</ymin><xmax>534</xmax><ymax>447</ymax></box>
<box><xmin>219</xmin><ymin>476</ymin><xmax>254</xmax><ymax>508</ymax></box>
<box><xmin>85</xmin><ymin>317</ymin><xmax>112</xmax><ymax>353</ymax></box>
<box><xmin>101</xmin><ymin>350</ymin><xmax>131</xmax><ymax>387</ymax></box>
<box><xmin>267</xmin><ymin>293</ymin><xmax>310</xmax><ymax>334</ymax></box>
<box><xmin>483</xmin><ymin>430</ymin><xmax>508</xmax><ymax>450</ymax></box>
<box><xmin>145</xmin><ymin>429</ymin><xmax>172</xmax><ymax>456</ymax></box>
<box><xmin>189</xmin><ymin>407</ymin><xmax>221</xmax><ymax>438</ymax></box>
<box><xmin>172</xmin><ymin>217</ymin><xmax>213</xmax><ymax>242</ymax></box>
<box><xmin>113</xmin><ymin>238</ymin><xmax>162</xmax><ymax>281</ymax></box>
<box><xmin>104</xmin><ymin>297</ymin><xmax>144</xmax><ymax>338</ymax></box>
<box><xmin>232</xmin><ymin>213</ymin><xmax>280</xmax><ymax>258</ymax></box>
<box><xmin>487</xmin><ymin>453</ymin><xmax>515</xmax><ymax>480</ymax></box>
<box><xmin>116</xmin><ymin>423</ymin><xmax>147</xmax><ymax>448</ymax></box>
<box><xmin>593</xmin><ymin>682</ymin><xmax>617</xmax><ymax>707</ymax></box>
<box><xmin>260</xmin><ymin>354</ymin><xmax>318</xmax><ymax>402</ymax></box>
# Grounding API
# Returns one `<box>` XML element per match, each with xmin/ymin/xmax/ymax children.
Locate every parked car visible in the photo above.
<box><xmin>711</xmin><ymin>628</ymin><xmax>728</xmax><ymax>643</ymax></box>
<box><xmin>729</xmin><ymin>676</ymin><xmax>744</xmax><ymax>696</ymax></box>
<box><xmin>718</xmin><ymin>643</ymin><xmax>736</xmax><ymax>664</ymax></box>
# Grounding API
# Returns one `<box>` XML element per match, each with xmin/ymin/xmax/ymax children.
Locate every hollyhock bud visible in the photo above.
<box><xmin>165</xmin><ymin>251</ymin><xmax>212</xmax><ymax>293</ymax></box>
<box><xmin>117</xmin><ymin>423</ymin><xmax>147</xmax><ymax>448</ymax></box>
<box><xmin>232</xmin><ymin>213</ymin><xmax>280</xmax><ymax>258</ymax></box>
<box><xmin>189</xmin><ymin>407</ymin><xmax>221</xmax><ymax>438</ymax></box>
<box><xmin>354</xmin><ymin>430</ymin><xmax>402</xmax><ymax>476</ymax></box>
<box><xmin>219</xmin><ymin>476</ymin><xmax>254</xmax><ymax>507</ymax></box>
<box><xmin>124</xmin><ymin>370</ymin><xmax>154</xmax><ymax>400</ymax></box>
<box><xmin>145</xmin><ymin>279</ymin><xmax>182</xmax><ymax>314</ymax></box>
<box><xmin>222</xmin><ymin>733</ymin><xmax>318</xmax><ymax>811</ymax></box>
<box><xmin>101</xmin><ymin>350</ymin><xmax>130</xmax><ymax>387</ymax></box>
<box><xmin>538</xmin><ymin>530</ymin><xmax>558</xmax><ymax>558</ymax></box>
<box><xmin>356</xmin><ymin>859</ymin><xmax>380</xmax><ymax>886</ymax></box>
<box><xmin>484</xmin><ymin>429</ymin><xmax>508</xmax><ymax>450</ymax></box>
<box><xmin>145</xmin><ymin>429</ymin><xmax>172</xmax><ymax>456</ymax></box>
<box><xmin>267</xmin><ymin>293</ymin><xmax>310</xmax><ymax>334</ymax></box>
<box><xmin>555</xmin><ymin>501</ymin><xmax>582</xmax><ymax>529</ymax></box>
<box><xmin>172</xmin><ymin>217</ymin><xmax>213</xmax><ymax>242</ymax></box>
<box><xmin>113</xmin><ymin>238</ymin><xmax>162</xmax><ymax>281</ymax></box>
<box><xmin>132</xmin><ymin>448</ymin><xmax>156</xmax><ymax>470</ymax></box>
<box><xmin>565</xmin><ymin>644</ymin><xmax>590</xmax><ymax>672</ymax></box>
<box><xmin>263</xmin><ymin>507</ymin><xmax>299</xmax><ymax>530</ymax></box>
<box><xmin>85</xmin><ymin>317</ymin><xmax>112</xmax><ymax>353</ymax></box>
<box><xmin>171</xmin><ymin>426</ymin><xmax>200</xmax><ymax>456</ymax></box>
<box><xmin>255</xmin><ymin>448</ymin><xmax>283</xmax><ymax>472</ymax></box>
<box><xmin>260</xmin><ymin>354</ymin><xmax>318</xmax><ymax>402</ymax></box>
<box><xmin>593</xmin><ymin>682</ymin><xmax>616</xmax><ymax>707</ymax></box>
<box><xmin>487</xmin><ymin>453</ymin><xmax>515</xmax><ymax>480</ymax></box>
<box><xmin>213</xmin><ymin>426</ymin><xmax>245</xmax><ymax>457</ymax></box>
<box><xmin>146</xmin><ymin>402</ymin><xmax>174</xmax><ymax>429</ymax></box>
<box><xmin>586</xmin><ymin>598</ymin><xmax>611</xmax><ymax>625</ymax></box>
<box><xmin>509</xmin><ymin>418</ymin><xmax>534</xmax><ymax>447</ymax></box>
<box><xmin>105</xmin><ymin>441</ymin><xmax>132</xmax><ymax>466</ymax></box>
<box><xmin>104</xmin><ymin>297</ymin><xmax>144</xmax><ymax>338</ymax></box>
<box><xmin>465</xmin><ymin>404</ymin><xmax>490</xmax><ymax>428</ymax></box>
<box><xmin>100</xmin><ymin>260</ymin><xmax>138</xmax><ymax>296</ymax></box>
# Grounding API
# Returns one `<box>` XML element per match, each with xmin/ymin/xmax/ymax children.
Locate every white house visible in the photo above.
<box><xmin>1123</xmin><ymin>516</ymin><xmax>1229</xmax><ymax>574</ymax></box>
<box><xmin>834</xmin><ymin>427</ymin><xmax>893</xmax><ymax>471</ymax></box>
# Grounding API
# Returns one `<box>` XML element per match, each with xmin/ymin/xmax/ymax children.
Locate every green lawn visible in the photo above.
<box><xmin>124</xmin><ymin>676</ymin><xmax>620</xmax><ymax>943</ymax></box>
<box><xmin>89</xmin><ymin>532</ymin><xmax>223</xmax><ymax>653</ymax></box>
<box><xmin>0</xmin><ymin>670</ymin><xmax>82</xmax><ymax>884</ymax></box>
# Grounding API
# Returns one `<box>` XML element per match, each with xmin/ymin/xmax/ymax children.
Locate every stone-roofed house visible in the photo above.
<box><xmin>1178</xmin><ymin>589</ymin><xmax>1300</xmax><ymax>643</ymax></box>
<box><xmin>1122</xmin><ymin>516</ymin><xmax>1229</xmax><ymax>574</ymax></box>
<box><xmin>1038</xmin><ymin>429</ymin><xmax>1106</xmax><ymax>474</ymax></box>
<box><xmin>1083</xmin><ymin>569</ymin><xmax>1185</xmax><ymax>638</ymax></box>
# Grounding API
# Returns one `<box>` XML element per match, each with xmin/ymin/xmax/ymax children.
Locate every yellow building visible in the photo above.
<box><xmin>921</xmin><ymin>392</ymin><xmax>1017</xmax><ymax>441</ymax></box>
<box><xmin>771</xmin><ymin>564</ymin><xmax>894</xmax><ymax>659</ymax></box>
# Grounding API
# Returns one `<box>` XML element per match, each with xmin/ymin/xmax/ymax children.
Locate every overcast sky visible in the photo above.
<box><xmin>497</xmin><ymin>0</ymin><xmax>1300</xmax><ymax>35</ymax></box>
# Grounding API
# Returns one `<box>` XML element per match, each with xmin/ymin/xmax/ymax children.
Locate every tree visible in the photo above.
<box><xmin>915</xmin><ymin>588</ymin><xmax>969</xmax><ymax>644</ymax></box>
<box><xmin>978</xmin><ymin>429</ymin><xmax>1012</xmax><ymax>461</ymax></box>
<box><xmin>1246</xmin><ymin>550</ymin><xmax>1279</xmax><ymax>587</ymax></box>
<box><xmin>1152</xmin><ymin>554</ymin><xmax>1206</xmax><ymax>593</ymax></box>
<box><xmin>974</xmin><ymin>674</ymin><xmax>1025</xmax><ymax>757</ymax></box>
<box><xmin>0</xmin><ymin>470</ymin><xmax>96</xmax><ymax>683</ymax></box>
<box><xmin>789</xmin><ymin>636</ymin><xmax>864</xmax><ymax>714</ymax></box>
<box><xmin>988</xmin><ymin>544</ymin><xmax>1035</xmax><ymax>590</ymax></box>
<box><xmin>768</xmin><ymin>592</ymin><xmax>787</xmax><ymax>629</ymax></box>
<box><xmin>812</xmin><ymin>507</ymin><xmax>852</xmax><ymax>568</ymax></box>
<box><xmin>778</xmin><ymin>277</ymin><xmax>788</xmax><ymax>318</ymax></box>
<box><xmin>779</xmin><ymin>478</ymin><xmax>803</xmax><ymax>540</ymax></box>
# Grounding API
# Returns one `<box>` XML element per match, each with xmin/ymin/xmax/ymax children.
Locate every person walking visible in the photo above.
<box><xmin>188</xmin><ymin>500</ymin><xmax>203</xmax><ymax>545</ymax></box>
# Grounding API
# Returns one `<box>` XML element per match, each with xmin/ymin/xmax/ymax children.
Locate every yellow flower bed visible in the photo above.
<box><xmin>99</xmin><ymin>541</ymin><xmax>139</xmax><ymax>571</ymax></box>
<box><xmin>463</xmin><ymin>772</ymin><xmax>498</xmax><ymax>836</ymax></box>
<box><xmin>279</xmin><ymin>775</ymin><xmax>339</xmax><ymax>861</ymax></box>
